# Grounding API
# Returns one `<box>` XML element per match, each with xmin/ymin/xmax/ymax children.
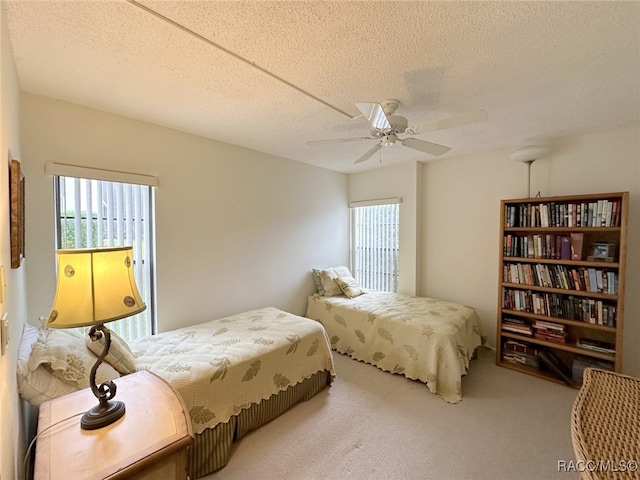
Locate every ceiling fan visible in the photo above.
<box><xmin>306</xmin><ymin>99</ymin><xmax>488</xmax><ymax>164</ymax></box>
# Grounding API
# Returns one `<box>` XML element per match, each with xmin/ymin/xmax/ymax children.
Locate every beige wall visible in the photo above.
<box><xmin>20</xmin><ymin>93</ymin><xmax>350</xmax><ymax>333</ymax></box>
<box><xmin>1</xmin><ymin>6</ymin><xmax>27</xmax><ymax>479</ymax></box>
<box><xmin>422</xmin><ymin>126</ymin><xmax>640</xmax><ymax>376</ymax></box>
<box><xmin>338</xmin><ymin>128</ymin><xmax>640</xmax><ymax>377</ymax></box>
<box><xmin>349</xmin><ymin>162</ymin><xmax>422</xmax><ymax>295</ymax></box>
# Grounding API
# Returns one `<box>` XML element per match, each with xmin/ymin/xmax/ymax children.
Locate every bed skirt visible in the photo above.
<box><xmin>189</xmin><ymin>369</ymin><xmax>332</xmax><ymax>478</ymax></box>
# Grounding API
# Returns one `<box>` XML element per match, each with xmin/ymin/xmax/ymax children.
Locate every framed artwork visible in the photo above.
<box><xmin>10</xmin><ymin>159</ymin><xmax>25</xmax><ymax>269</ymax></box>
<box><xmin>587</xmin><ymin>242</ymin><xmax>615</xmax><ymax>262</ymax></box>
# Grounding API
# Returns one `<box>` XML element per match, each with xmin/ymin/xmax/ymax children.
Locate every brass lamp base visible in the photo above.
<box><xmin>81</xmin><ymin>399</ymin><xmax>126</xmax><ymax>430</ymax></box>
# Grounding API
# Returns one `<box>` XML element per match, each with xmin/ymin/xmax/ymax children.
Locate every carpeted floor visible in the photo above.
<box><xmin>204</xmin><ymin>347</ymin><xmax>578</xmax><ymax>480</ymax></box>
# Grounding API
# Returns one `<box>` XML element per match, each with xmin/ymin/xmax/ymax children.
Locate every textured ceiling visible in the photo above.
<box><xmin>4</xmin><ymin>1</ymin><xmax>640</xmax><ymax>173</ymax></box>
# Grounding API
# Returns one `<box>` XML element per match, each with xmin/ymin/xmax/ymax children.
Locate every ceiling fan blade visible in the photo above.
<box><xmin>401</xmin><ymin>137</ymin><xmax>451</xmax><ymax>156</ymax></box>
<box><xmin>355</xmin><ymin>102</ymin><xmax>391</xmax><ymax>130</ymax></box>
<box><xmin>306</xmin><ymin>137</ymin><xmax>374</xmax><ymax>146</ymax></box>
<box><xmin>409</xmin><ymin>110</ymin><xmax>488</xmax><ymax>135</ymax></box>
<box><xmin>354</xmin><ymin>143</ymin><xmax>382</xmax><ymax>164</ymax></box>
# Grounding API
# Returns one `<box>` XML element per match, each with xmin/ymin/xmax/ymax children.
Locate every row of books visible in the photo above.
<box><xmin>503</xmin><ymin>262</ymin><xmax>618</xmax><ymax>294</ymax></box>
<box><xmin>502</xmin><ymin>289</ymin><xmax>616</xmax><ymax>326</ymax></box>
<box><xmin>502</xmin><ymin>340</ymin><xmax>614</xmax><ymax>385</ymax></box>
<box><xmin>505</xmin><ymin>199</ymin><xmax>622</xmax><ymax>228</ymax></box>
<box><xmin>502</xmin><ymin>318</ymin><xmax>567</xmax><ymax>343</ymax></box>
<box><xmin>503</xmin><ymin>233</ymin><xmax>587</xmax><ymax>260</ymax></box>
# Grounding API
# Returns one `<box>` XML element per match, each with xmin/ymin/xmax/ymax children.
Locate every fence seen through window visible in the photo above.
<box><xmin>55</xmin><ymin>176</ymin><xmax>155</xmax><ymax>340</ymax></box>
<box><xmin>351</xmin><ymin>202</ymin><xmax>399</xmax><ymax>292</ymax></box>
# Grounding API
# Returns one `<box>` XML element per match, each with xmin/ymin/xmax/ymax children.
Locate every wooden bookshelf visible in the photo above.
<box><xmin>496</xmin><ymin>192</ymin><xmax>628</xmax><ymax>387</ymax></box>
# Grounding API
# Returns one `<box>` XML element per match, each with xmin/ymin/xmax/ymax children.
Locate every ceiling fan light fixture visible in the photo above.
<box><xmin>381</xmin><ymin>134</ymin><xmax>396</xmax><ymax>147</ymax></box>
<box><xmin>308</xmin><ymin>99</ymin><xmax>488</xmax><ymax>165</ymax></box>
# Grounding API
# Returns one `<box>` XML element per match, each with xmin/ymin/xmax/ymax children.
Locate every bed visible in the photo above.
<box><xmin>306</xmin><ymin>289</ymin><xmax>484</xmax><ymax>403</ymax></box>
<box><xmin>18</xmin><ymin>307</ymin><xmax>335</xmax><ymax>478</ymax></box>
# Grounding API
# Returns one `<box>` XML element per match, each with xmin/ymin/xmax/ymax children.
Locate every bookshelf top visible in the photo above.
<box><xmin>502</xmin><ymin>192</ymin><xmax>628</xmax><ymax>205</ymax></box>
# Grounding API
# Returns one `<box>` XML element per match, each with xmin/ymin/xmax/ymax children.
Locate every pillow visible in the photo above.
<box><xmin>27</xmin><ymin>326</ymin><xmax>120</xmax><ymax>390</ymax></box>
<box><xmin>86</xmin><ymin>327</ymin><xmax>137</xmax><ymax>375</ymax></box>
<box><xmin>319</xmin><ymin>266</ymin><xmax>352</xmax><ymax>296</ymax></box>
<box><xmin>311</xmin><ymin>269</ymin><xmax>325</xmax><ymax>295</ymax></box>
<box><xmin>335</xmin><ymin>275</ymin><xmax>366</xmax><ymax>298</ymax></box>
<box><xmin>17</xmin><ymin>324</ymin><xmax>79</xmax><ymax>406</ymax></box>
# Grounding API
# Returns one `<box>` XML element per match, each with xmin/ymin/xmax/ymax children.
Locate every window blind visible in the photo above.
<box><xmin>351</xmin><ymin>202</ymin><xmax>400</xmax><ymax>292</ymax></box>
<box><xmin>55</xmin><ymin>176</ymin><xmax>155</xmax><ymax>340</ymax></box>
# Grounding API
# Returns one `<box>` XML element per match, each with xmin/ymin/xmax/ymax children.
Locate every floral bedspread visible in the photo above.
<box><xmin>306</xmin><ymin>292</ymin><xmax>484</xmax><ymax>403</ymax></box>
<box><xmin>129</xmin><ymin>307</ymin><xmax>335</xmax><ymax>434</ymax></box>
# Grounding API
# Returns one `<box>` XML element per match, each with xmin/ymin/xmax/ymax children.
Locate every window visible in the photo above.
<box><xmin>350</xmin><ymin>199</ymin><xmax>400</xmax><ymax>292</ymax></box>
<box><xmin>54</xmin><ymin>175</ymin><xmax>156</xmax><ymax>340</ymax></box>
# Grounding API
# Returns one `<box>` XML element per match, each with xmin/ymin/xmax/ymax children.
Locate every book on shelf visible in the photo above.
<box><xmin>502</xmin><ymin>317</ymin><xmax>533</xmax><ymax>336</ymax></box>
<box><xmin>570</xmin><ymin>233</ymin><xmax>584</xmax><ymax>261</ymax></box>
<box><xmin>560</xmin><ymin>235</ymin><xmax>571</xmax><ymax>260</ymax></box>
<box><xmin>571</xmin><ymin>356</ymin><xmax>614</xmax><ymax>383</ymax></box>
<box><xmin>503</xmin><ymin>339</ymin><xmax>538</xmax><ymax>356</ymax></box>
<box><xmin>576</xmin><ymin>338</ymin><xmax>615</xmax><ymax>355</ymax></box>
<box><xmin>502</xmin><ymin>340</ymin><xmax>540</xmax><ymax>368</ymax></box>
<box><xmin>534</xmin><ymin>332</ymin><xmax>567</xmax><ymax>344</ymax></box>
<box><xmin>533</xmin><ymin>319</ymin><xmax>565</xmax><ymax>331</ymax></box>
<box><xmin>538</xmin><ymin>350</ymin><xmax>574</xmax><ymax>385</ymax></box>
<box><xmin>503</xmin><ymin>351</ymin><xmax>540</xmax><ymax>369</ymax></box>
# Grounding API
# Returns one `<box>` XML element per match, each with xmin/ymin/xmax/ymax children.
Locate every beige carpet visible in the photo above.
<box><xmin>204</xmin><ymin>347</ymin><xmax>578</xmax><ymax>480</ymax></box>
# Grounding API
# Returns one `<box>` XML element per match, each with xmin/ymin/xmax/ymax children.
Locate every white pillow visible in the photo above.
<box><xmin>335</xmin><ymin>275</ymin><xmax>366</xmax><ymax>298</ymax></box>
<box><xmin>27</xmin><ymin>326</ymin><xmax>120</xmax><ymax>390</ymax></box>
<box><xmin>85</xmin><ymin>327</ymin><xmax>137</xmax><ymax>375</ymax></box>
<box><xmin>17</xmin><ymin>324</ymin><xmax>78</xmax><ymax>406</ymax></box>
<box><xmin>319</xmin><ymin>266</ymin><xmax>352</xmax><ymax>296</ymax></box>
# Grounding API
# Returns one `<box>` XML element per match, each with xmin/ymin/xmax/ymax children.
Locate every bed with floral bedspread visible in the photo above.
<box><xmin>306</xmin><ymin>291</ymin><xmax>484</xmax><ymax>403</ymax></box>
<box><xmin>130</xmin><ymin>307</ymin><xmax>334</xmax><ymax>434</ymax></box>
<box><xmin>19</xmin><ymin>307</ymin><xmax>335</xmax><ymax>478</ymax></box>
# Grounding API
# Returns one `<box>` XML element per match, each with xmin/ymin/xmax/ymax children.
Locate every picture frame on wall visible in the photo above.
<box><xmin>10</xmin><ymin>159</ymin><xmax>25</xmax><ymax>269</ymax></box>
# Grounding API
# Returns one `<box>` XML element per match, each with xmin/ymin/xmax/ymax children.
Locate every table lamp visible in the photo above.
<box><xmin>46</xmin><ymin>246</ymin><xmax>146</xmax><ymax>430</ymax></box>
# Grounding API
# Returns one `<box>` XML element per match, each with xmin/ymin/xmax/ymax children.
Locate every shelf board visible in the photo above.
<box><xmin>501</xmin><ymin>192</ymin><xmax>628</xmax><ymax>205</ymax></box>
<box><xmin>500</xmin><ymin>331</ymin><xmax>616</xmax><ymax>361</ymax></box>
<box><xmin>497</xmin><ymin>360</ymin><xmax>580</xmax><ymax>388</ymax></box>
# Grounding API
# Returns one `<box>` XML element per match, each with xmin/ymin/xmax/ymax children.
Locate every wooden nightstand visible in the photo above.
<box><xmin>34</xmin><ymin>370</ymin><xmax>194</xmax><ymax>480</ymax></box>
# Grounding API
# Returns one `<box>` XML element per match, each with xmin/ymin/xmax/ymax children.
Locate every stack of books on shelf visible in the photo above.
<box><xmin>501</xmin><ymin>317</ymin><xmax>533</xmax><ymax>336</ymax></box>
<box><xmin>502</xmin><ymin>340</ymin><xmax>539</xmax><ymax>369</ymax></box>
<box><xmin>533</xmin><ymin>320</ymin><xmax>567</xmax><ymax>344</ymax></box>
<box><xmin>576</xmin><ymin>338</ymin><xmax>615</xmax><ymax>355</ymax></box>
<box><xmin>571</xmin><ymin>355</ymin><xmax>614</xmax><ymax>384</ymax></box>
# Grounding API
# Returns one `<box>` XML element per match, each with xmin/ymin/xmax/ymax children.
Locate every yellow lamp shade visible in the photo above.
<box><xmin>46</xmin><ymin>246</ymin><xmax>146</xmax><ymax>328</ymax></box>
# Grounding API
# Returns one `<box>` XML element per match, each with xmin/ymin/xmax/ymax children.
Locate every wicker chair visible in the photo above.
<box><xmin>570</xmin><ymin>368</ymin><xmax>640</xmax><ymax>480</ymax></box>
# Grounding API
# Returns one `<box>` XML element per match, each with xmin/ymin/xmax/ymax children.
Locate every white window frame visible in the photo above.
<box><xmin>349</xmin><ymin>197</ymin><xmax>401</xmax><ymax>293</ymax></box>
<box><xmin>47</xmin><ymin>163</ymin><xmax>158</xmax><ymax>340</ymax></box>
